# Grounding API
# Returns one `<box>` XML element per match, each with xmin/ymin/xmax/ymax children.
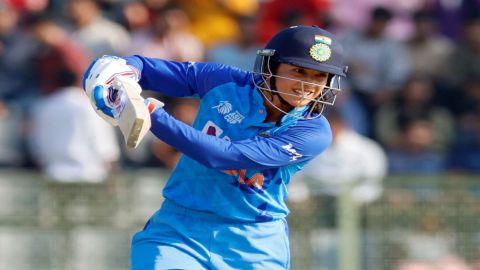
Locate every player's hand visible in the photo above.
<box><xmin>82</xmin><ymin>55</ymin><xmax>140</xmax><ymax>125</ymax></box>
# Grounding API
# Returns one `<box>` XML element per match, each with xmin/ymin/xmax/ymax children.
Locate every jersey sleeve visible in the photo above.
<box><xmin>124</xmin><ymin>55</ymin><xmax>250</xmax><ymax>98</ymax></box>
<box><xmin>149</xmin><ymin>108</ymin><xmax>332</xmax><ymax>170</ymax></box>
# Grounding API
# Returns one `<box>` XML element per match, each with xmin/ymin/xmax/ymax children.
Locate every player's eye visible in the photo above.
<box><xmin>293</xmin><ymin>68</ymin><xmax>306</xmax><ymax>75</ymax></box>
<box><xmin>315</xmin><ymin>72</ymin><xmax>329</xmax><ymax>79</ymax></box>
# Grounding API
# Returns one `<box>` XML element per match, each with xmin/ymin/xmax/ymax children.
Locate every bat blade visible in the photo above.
<box><xmin>114</xmin><ymin>77</ymin><xmax>151</xmax><ymax>148</ymax></box>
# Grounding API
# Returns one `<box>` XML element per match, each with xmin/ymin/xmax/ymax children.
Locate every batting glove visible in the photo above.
<box><xmin>82</xmin><ymin>55</ymin><xmax>140</xmax><ymax>126</ymax></box>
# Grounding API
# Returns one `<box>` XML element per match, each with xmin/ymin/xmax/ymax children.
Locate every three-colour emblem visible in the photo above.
<box><xmin>310</xmin><ymin>35</ymin><xmax>332</xmax><ymax>62</ymax></box>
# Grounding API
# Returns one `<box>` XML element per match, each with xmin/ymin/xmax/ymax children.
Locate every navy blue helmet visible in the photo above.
<box><xmin>253</xmin><ymin>25</ymin><xmax>347</xmax><ymax>118</ymax></box>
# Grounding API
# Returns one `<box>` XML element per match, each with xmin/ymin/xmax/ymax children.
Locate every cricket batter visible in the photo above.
<box><xmin>83</xmin><ymin>25</ymin><xmax>347</xmax><ymax>270</ymax></box>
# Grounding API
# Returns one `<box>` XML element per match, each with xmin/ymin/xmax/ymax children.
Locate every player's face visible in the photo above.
<box><xmin>274</xmin><ymin>63</ymin><xmax>329</xmax><ymax>107</ymax></box>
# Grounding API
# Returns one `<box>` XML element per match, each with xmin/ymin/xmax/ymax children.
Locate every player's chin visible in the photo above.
<box><xmin>287</xmin><ymin>98</ymin><xmax>311</xmax><ymax>108</ymax></box>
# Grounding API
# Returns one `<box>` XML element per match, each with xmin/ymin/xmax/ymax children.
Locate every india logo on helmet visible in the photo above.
<box><xmin>309</xmin><ymin>43</ymin><xmax>332</xmax><ymax>62</ymax></box>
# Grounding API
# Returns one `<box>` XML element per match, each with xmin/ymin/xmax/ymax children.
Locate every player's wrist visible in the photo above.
<box><xmin>145</xmin><ymin>98</ymin><xmax>165</xmax><ymax>114</ymax></box>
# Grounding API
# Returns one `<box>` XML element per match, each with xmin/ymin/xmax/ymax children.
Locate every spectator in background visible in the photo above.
<box><xmin>0</xmin><ymin>2</ymin><xmax>38</xmax><ymax>103</ymax></box>
<box><xmin>143</xmin><ymin>0</ymin><xmax>171</xmax><ymax>11</ymax></box>
<box><xmin>133</xmin><ymin>4</ymin><xmax>204</xmax><ymax>62</ymax></box>
<box><xmin>206</xmin><ymin>15</ymin><xmax>260</xmax><ymax>71</ymax></box>
<box><xmin>27</xmin><ymin>14</ymin><xmax>91</xmax><ymax>94</ymax></box>
<box><xmin>448</xmin><ymin>78</ymin><xmax>480</xmax><ymax>173</ymax></box>
<box><xmin>386</xmin><ymin>114</ymin><xmax>446</xmax><ymax>175</ymax></box>
<box><xmin>289</xmin><ymin>110</ymin><xmax>386</xmax><ymax>269</ymax></box>
<box><xmin>375</xmin><ymin>76</ymin><xmax>454</xmax><ymax>153</ymax></box>
<box><xmin>67</xmin><ymin>0</ymin><xmax>131</xmax><ymax>57</ymax></box>
<box><xmin>122</xmin><ymin>0</ymin><xmax>152</xmax><ymax>55</ymax></box>
<box><xmin>330</xmin><ymin>0</ymin><xmax>425</xmax><ymax>39</ymax></box>
<box><xmin>406</xmin><ymin>9</ymin><xmax>453</xmax><ymax>80</ymax></box>
<box><xmin>29</xmin><ymin>84</ymin><xmax>120</xmax><ymax>182</ymax></box>
<box><xmin>0</xmin><ymin>100</ymin><xmax>25</xmax><ymax>167</ymax></box>
<box><xmin>119</xmin><ymin>2</ymin><xmax>205</xmax><ymax>169</ymax></box>
<box><xmin>256</xmin><ymin>0</ymin><xmax>331</xmax><ymax>44</ymax></box>
<box><xmin>176</xmin><ymin>0</ymin><xmax>259</xmax><ymax>48</ymax></box>
<box><xmin>396</xmin><ymin>255</ymin><xmax>472</xmax><ymax>270</ymax></box>
<box><xmin>6</xmin><ymin>0</ymin><xmax>50</xmax><ymax>13</ymax></box>
<box><xmin>150</xmin><ymin>98</ymin><xmax>199</xmax><ymax>170</ymax></box>
<box><xmin>27</xmin><ymin>15</ymin><xmax>119</xmax><ymax>182</ymax></box>
<box><xmin>297</xmin><ymin>109</ymin><xmax>387</xmax><ymax>206</ymax></box>
<box><xmin>341</xmin><ymin>6</ymin><xmax>410</xmax><ymax>137</ymax></box>
<box><xmin>440</xmin><ymin>15</ymin><xmax>480</xmax><ymax>116</ymax></box>
<box><xmin>429</xmin><ymin>0</ymin><xmax>480</xmax><ymax>41</ymax></box>
<box><xmin>442</xmin><ymin>15</ymin><xmax>480</xmax><ymax>88</ymax></box>
<box><xmin>0</xmin><ymin>2</ymin><xmax>38</xmax><ymax>166</ymax></box>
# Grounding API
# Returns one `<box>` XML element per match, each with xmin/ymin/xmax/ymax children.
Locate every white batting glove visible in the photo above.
<box><xmin>82</xmin><ymin>55</ymin><xmax>140</xmax><ymax>126</ymax></box>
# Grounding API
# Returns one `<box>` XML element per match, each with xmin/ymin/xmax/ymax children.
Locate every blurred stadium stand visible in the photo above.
<box><xmin>0</xmin><ymin>169</ymin><xmax>479</xmax><ymax>270</ymax></box>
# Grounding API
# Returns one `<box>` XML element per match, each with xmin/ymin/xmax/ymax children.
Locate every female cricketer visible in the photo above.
<box><xmin>83</xmin><ymin>25</ymin><xmax>347</xmax><ymax>270</ymax></box>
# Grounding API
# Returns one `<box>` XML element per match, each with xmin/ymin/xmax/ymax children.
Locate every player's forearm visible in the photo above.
<box><xmin>149</xmin><ymin>108</ymin><xmax>262</xmax><ymax>170</ymax></box>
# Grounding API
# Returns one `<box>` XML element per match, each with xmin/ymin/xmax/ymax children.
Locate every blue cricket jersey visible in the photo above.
<box><xmin>125</xmin><ymin>55</ymin><xmax>332</xmax><ymax>222</ymax></box>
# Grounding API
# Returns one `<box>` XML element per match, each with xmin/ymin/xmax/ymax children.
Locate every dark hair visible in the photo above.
<box><xmin>464</xmin><ymin>13</ymin><xmax>480</xmax><ymax>26</ymax></box>
<box><xmin>397</xmin><ymin>110</ymin><xmax>431</xmax><ymax>132</ymax></box>
<box><xmin>371</xmin><ymin>6</ymin><xmax>393</xmax><ymax>21</ymax></box>
<box><xmin>323</xmin><ymin>107</ymin><xmax>344</xmax><ymax>123</ymax></box>
<box><xmin>57</xmin><ymin>70</ymin><xmax>78</xmax><ymax>88</ymax></box>
<box><xmin>412</xmin><ymin>9</ymin><xmax>435</xmax><ymax>22</ymax></box>
<box><xmin>23</xmin><ymin>12</ymin><xmax>54</xmax><ymax>28</ymax></box>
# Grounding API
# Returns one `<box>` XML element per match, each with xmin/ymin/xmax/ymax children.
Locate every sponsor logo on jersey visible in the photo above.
<box><xmin>202</xmin><ymin>120</ymin><xmax>223</xmax><ymax>137</ymax></box>
<box><xmin>282</xmin><ymin>143</ymin><xmax>303</xmax><ymax>161</ymax></box>
<box><xmin>224</xmin><ymin>169</ymin><xmax>265</xmax><ymax>193</ymax></box>
<box><xmin>224</xmin><ymin>111</ymin><xmax>245</xmax><ymax>124</ymax></box>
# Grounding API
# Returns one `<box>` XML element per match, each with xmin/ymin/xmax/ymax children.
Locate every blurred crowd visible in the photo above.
<box><xmin>0</xmin><ymin>0</ymin><xmax>480</xmax><ymax>269</ymax></box>
<box><xmin>0</xmin><ymin>0</ymin><xmax>480</xmax><ymax>182</ymax></box>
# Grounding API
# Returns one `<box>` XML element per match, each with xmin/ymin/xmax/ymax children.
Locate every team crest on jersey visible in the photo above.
<box><xmin>310</xmin><ymin>43</ymin><xmax>331</xmax><ymax>62</ymax></box>
<box><xmin>212</xmin><ymin>101</ymin><xmax>233</xmax><ymax>114</ymax></box>
<box><xmin>282</xmin><ymin>143</ymin><xmax>303</xmax><ymax>161</ymax></box>
<box><xmin>212</xmin><ymin>101</ymin><xmax>244</xmax><ymax>124</ymax></box>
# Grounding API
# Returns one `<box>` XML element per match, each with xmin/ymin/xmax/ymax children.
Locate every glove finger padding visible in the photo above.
<box><xmin>91</xmin><ymin>85</ymin><xmax>115</xmax><ymax>124</ymax></box>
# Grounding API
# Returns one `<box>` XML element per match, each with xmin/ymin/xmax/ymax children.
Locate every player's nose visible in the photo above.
<box><xmin>302</xmin><ymin>81</ymin><xmax>320</xmax><ymax>93</ymax></box>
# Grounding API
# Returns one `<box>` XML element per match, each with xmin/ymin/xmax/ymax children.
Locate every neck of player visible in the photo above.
<box><xmin>262</xmin><ymin>90</ymin><xmax>294</xmax><ymax>123</ymax></box>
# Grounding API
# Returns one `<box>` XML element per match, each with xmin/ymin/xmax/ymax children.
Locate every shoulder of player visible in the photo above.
<box><xmin>294</xmin><ymin>115</ymin><xmax>331</xmax><ymax>131</ymax></box>
<box><xmin>275</xmin><ymin>117</ymin><xmax>332</xmax><ymax>158</ymax></box>
<box><xmin>285</xmin><ymin>116</ymin><xmax>332</xmax><ymax>143</ymax></box>
<box><xmin>196</xmin><ymin>62</ymin><xmax>253</xmax><ymax>87</ymax></box>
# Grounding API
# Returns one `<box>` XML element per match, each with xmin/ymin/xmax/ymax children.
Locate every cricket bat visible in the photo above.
<box><xmin>113</xmin><ymin>77</ymin><xmax>151</xmax><ymax>148</ymax></box>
